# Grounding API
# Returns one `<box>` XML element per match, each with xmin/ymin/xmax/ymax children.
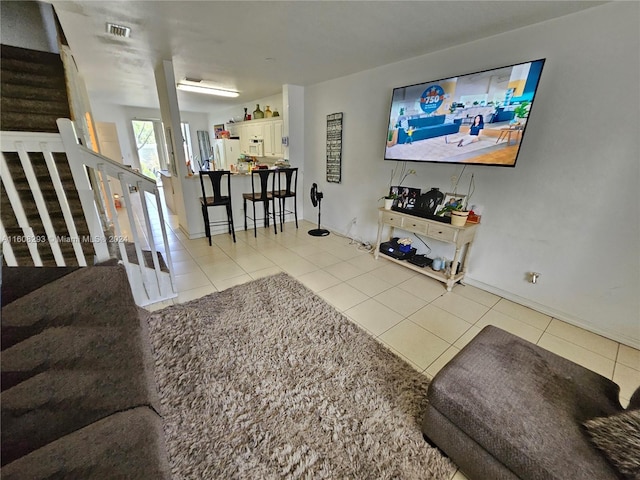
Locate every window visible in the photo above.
<box><xmin>131</xmin><ymin>119</ymin><xmax>194</xmax><ymax>177</ymax></box>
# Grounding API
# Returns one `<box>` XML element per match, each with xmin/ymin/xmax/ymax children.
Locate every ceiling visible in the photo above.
<box><xmin>50</xmin><ymin>1</ymin><xmax>604</xmax><ymax>113</ymax></box>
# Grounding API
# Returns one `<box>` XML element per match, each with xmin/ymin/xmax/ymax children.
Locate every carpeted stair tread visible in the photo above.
<box><xmin>1</xmin><ymin>112</ymin><xmax>66</xmax><ymax>133</ymax></box>
<box><xmin>0</xmin><ymin>266</ymin><xmax>65</xmax><ymax>305</ymax></box>
<box><xmin>1</xmin><ymin>44</ymin><xmax>67</xmax><ymax>66</ymax></box>
<box><xmin>1</xmin><ymin>307</ymin><xmax>161</xmax><ymax>466</ymax></box>
<box><xmin>0</xmin><ymin>55</ymin><xmax>66</xmax><ymax>75</ymax></box>
<box><xmin>1</xmin><ymin>266</ymin><xmax>138</xmax><ymax>349</ymax></box>
<box><xmin>123</xmin><ymin>242</ymin><xmax>169</xmax><ymax>272</ymax></box>
<box><xmin>1</xmin><ymin>82</ymin><xmax>68</xmax><ymax>102</ymax></box>
<box><xmin>1</xmin><ymin>322</ymin><xmax>149</xmax><ymax>391</ymax></box>
<box><xmin>0</xmin><ymin>369</ymin><xmax>159</xmax><ymax>466</ymax></box>
<box><xmin>0</xmin><ymin>406</ymin><xmax>171</xmax><ymax>480</ymax></box>
<box><xmin>1</xmin><ymin>97</ymin><xmax>71</xmax><ymax>116</ymax></box>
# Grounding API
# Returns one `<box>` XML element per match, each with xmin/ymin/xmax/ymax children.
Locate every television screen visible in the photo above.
<box><xmin>384</xmin><ymin>59</ymin><xmax>545</xmax><ymax>167</ymax></box>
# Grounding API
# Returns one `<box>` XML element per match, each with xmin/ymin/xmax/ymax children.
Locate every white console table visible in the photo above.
<box><xmin>374</xmin><ymin>208</ymin><xmax>479</xmax><ymax>291</ymax></box>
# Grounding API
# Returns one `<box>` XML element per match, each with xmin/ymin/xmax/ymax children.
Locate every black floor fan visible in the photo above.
<box><xmin>308</xmin><ymin>183</ymin><xmax>330</xmax><ymax>237</ymax></box>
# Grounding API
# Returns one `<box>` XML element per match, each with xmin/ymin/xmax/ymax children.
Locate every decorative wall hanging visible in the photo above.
<box><xmin>326</xmin><ymin>112</ymin><xmax>343</xmax><ymax>183</ymax></box>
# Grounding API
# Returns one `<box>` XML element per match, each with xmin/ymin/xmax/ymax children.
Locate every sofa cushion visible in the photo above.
<box><xmin>427</xmin><ymin>325</ymin><xmax>623</xmax><ymax>480</ymax></box>
<box><xmin>584</xmin><ymin>409</ymin><xmax>640</xmax><ymax>479</ymax></box>
<box><xmin>629</xmin><ymin>386</ymin><xmax>640</xmax><ymax>410</ymax></box>
<box><xmin>409</xmin><ymin>115</ymin><xmax>445</xmax><ymax>128</ymax></box>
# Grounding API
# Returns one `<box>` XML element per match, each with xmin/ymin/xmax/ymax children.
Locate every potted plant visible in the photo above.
<box><xmin>436</xmin><ymin>173</ymin><xmax>475</xmax><ymax>226</ymax></box>
<box><xmin>436</xmin><ymin>202</ymin><xmax>469</xmax><ymax>225</ymax></box>
<box><xmin>512</xmin><ymin>101</ymin><xmax>530</xmax><ymax>125</ymax></box>
<box><xmin>380</xmin><ymin>191</ymin><xmax>398</xmax><ymax>210</ymax></box>
<box><xmin>380</xmin><ymin>164</ymin><xmax>415</xmax><ymax>210</ymax></box>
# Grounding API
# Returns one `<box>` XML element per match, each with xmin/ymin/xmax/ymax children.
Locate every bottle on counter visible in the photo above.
<box><xmin>272</xmin><ymin>108</ymin><xmax>280</xmax><ymax>117</ymax></box>
<box><xmin>264</xmin><ymin>105</ymin><xmax>272</xmax><ymax>118</ymax></box>
<box><xmin>243</xmin><ymin>107</ymin><xmax>248</xmax><ymax>121</ymax></box>
<box><xmin>253</xmin><ymin>104</ymin><xmax>264</xmax><ymax>119</ymax></box>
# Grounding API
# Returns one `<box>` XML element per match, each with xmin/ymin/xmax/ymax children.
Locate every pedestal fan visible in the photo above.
<box><xmin>308</xmin><ymin>183</ymin><xmax>330</xmax><ymax>237</ymax></box>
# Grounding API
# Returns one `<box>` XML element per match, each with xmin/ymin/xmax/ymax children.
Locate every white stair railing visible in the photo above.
<box><xmin>0</xmin><ymin>119</ymin><xmax>176</xmax><ymax>306</ymax></box>
<box><xmin>1</xmin><ymin>130</ymin><xmax>89</xmax><ymax>266</ymax></box>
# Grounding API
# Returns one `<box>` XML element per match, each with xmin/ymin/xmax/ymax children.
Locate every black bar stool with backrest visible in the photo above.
<box><xmin>199</xmin><ymin>170</ymin><xmax>236</xmax><ymax>245</ymax></box>
<box><xmin>242</xmin><ymin>169</ymin><xmax>277</xmax><ymax>237</ymax></box>
<box><xmin>272</xmin><ymin>167</ymin><xmax>298</xmax><ymax>232</ymax></box>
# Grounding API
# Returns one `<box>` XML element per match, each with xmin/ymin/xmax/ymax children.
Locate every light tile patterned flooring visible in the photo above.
<box><xmin>148</xmin><ymin>215</ymin><xmax>640</xmax><ymax>480</ymax></box>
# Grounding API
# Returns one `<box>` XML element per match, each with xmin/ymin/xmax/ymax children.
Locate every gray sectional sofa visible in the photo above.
<box><xmin>423</xmin><ymin>325</ymin><xmax>639</xmax><ymax>480</ymax></box>
<box><xmin>1</xmin><ymin>265</ymin><xmax>171</xmax><ymax>479</ymax></box>
<box><xmin>396</xmin><ymin>114</ymin><xmax>461</xmax><ymax>143</ymax></box>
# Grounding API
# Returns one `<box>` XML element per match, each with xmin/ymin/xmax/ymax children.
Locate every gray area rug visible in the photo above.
<box><xmin>147</xmin><ymin>272</ymin><xmax>455</xmax><ymax>479</ymax></box>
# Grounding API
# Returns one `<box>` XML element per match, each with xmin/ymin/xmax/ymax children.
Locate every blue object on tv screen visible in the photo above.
<box><xmin>384</xmin><ymin>59</ymin><xmax>545</xmax><ymax>167</ymax></box>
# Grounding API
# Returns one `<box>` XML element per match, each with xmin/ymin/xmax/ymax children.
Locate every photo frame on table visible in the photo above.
<box><xmin>392</xmin><ymin>186</ymin><xmax>421</xmax><ymax>210</ymax></box>
<box><xmin>437</xmin><ymin>193</ymin><xmax>467</xmax><ymax>215</ymax></box>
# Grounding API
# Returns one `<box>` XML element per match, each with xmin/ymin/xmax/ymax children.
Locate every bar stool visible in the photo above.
<box><xmin>272</xmin><ymin>167</ymin><xmax>298</xmax><ymax>232</ymax></box>
<box><xmin>242</xmin><ymin>169</ymin><xmax>277</xmax><ymax>237</ymax></box>
<box><xmin>199</xmin><ymin>170</ymin><xmax>236</xmax><ymax>245</ymax></box>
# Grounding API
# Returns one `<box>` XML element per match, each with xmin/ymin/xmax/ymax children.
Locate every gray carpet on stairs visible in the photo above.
<box><xmin>1</xmin><ymin>43</ymin><xmax>93</xmax><ymax>267</ymax></box>
<box><xmin>0</xmin><ymin>266</ymin><xmax>163</xmax><ymax>469</ymax></box>
<box><xmin>147</xmin><ymin>272</ymin><xmax>455</xmax><ymax>479</ymax></box>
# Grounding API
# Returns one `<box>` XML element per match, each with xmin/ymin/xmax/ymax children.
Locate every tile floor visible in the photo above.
<box><xmin>147</xmin><ymin>214</ymin><xmax>640</xmax><ymax>480</ymax></box>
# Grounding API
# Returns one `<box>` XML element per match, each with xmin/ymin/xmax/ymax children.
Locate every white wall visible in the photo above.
<box><xmin>302</xmin><ymin>2</ymin><xmax>640</xmax><ymax>347</ymax></box>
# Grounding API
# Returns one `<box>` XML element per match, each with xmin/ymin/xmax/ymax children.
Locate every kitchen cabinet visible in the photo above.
<box><xmin>263</xmin><ymin>120</ymin><xmax>283</xmax><ymax>157</ymax></box>
<box><xmin>232</xmin><ymin>118</ymin><xmax>283</xmax><ymax>157</ymax></box>
<box><xmin>237</xmin><ymin>124</ymin><xmax>250</xmax><ymax>154</ymax></box>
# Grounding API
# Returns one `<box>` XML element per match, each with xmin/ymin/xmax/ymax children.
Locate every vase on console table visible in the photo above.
<box><xmin>450</xmin><ymin>210</ymin><xmax>470</xmax><ymax>226</ymax></box>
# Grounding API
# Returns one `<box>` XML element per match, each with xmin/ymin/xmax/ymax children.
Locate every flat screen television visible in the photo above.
<box><xmin>384</xmin><ymin>59</ymin><xmax>545</xmax><ymax>167</ymax></box>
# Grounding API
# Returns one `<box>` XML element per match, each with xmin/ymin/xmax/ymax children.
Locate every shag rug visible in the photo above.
<box><xmin>147</xmin><ymin>272</ymin><xmax>455</xmax><ymax>479</ymax></box>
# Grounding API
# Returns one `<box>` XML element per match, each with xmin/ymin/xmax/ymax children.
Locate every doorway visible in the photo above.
<box><xmin>132</xmin><ymin>119</ymin><xmax>194</xmax><ymax>178</ymax></box>
<box><xmin>132</xmin><ymin>119</ymin><xmax>166</xmax><ymax>178</ymax></box>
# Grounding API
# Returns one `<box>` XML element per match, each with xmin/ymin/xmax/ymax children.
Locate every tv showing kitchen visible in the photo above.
<box><xmin>384</xmin><ymin>59</ymin><xmax>545</xmax><ymax>167</ymax></box>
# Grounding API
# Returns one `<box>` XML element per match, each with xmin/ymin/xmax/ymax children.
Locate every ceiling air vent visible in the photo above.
<box><xmin>106</xmin><ymin>23</ymin><xmax>131</xmax><ymax>38</ymax></box>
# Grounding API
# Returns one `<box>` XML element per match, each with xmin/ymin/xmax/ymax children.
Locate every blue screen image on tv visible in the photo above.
<box><xmin>384</xmin><ymin>59</ymin><xmax>545</xmax><ymax>167</ymax></box>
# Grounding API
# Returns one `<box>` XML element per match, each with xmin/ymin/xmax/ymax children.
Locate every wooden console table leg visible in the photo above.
<box><xmin>374</xmin><ymin>211</ymin><xmax>384</xmax><ymax>259</ymax></box>
<box><xmin>447</xmin><ymin>246</ymin><xmax>464</xmax><ymax>291</ymax></box>
<box><xmin>460</xmin><ymin>241</ymin><xmax>474</xmax><ymax>276</ymax></box>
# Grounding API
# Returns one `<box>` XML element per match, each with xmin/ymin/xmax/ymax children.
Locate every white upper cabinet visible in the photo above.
<box><xmin>232</xmin><ymin>118</ymin><xmax>283</xmax><ymax>157</ymax></box>
<box><xmin>263</xmin><ymin>120</ymin><xmax>283</xmax><ymax>157</ymax></box>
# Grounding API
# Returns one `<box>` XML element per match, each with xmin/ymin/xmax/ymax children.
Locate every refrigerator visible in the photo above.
<box><xmin>213</xmin><ymin>138</ymin><xmax>240</xmax><ymax>170</ymax></box>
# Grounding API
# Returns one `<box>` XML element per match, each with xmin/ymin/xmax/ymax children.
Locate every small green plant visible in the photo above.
<box><xmin>513</xmin><ymin>101</ymin><xmax>530</xmax><ymax>119</ymax></box>
<box><xmin>380</xmin><ymin>191</ymin><xmax>398</xmax><ymax>201</ymax></box>
<box><xmin>436</xmin><ymin>203</ymin><xmax>464</xmax><ymax>216</ymax></box>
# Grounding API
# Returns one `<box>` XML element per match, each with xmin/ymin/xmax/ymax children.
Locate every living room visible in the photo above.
<box><xmin>71</xmin><ymin>1</ymin><xmax>639</xmax><ymax>353</ymax></box>
<box><xmin>2</xmin><ymin>1</ymin><xmax>638</xmax><ymax>478</ymax></box>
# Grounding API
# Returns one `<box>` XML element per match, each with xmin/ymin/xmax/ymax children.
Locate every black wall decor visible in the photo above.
<box><xmin>326</xmin><ymin>112</ymin><xmax>343</xmax><ymax>183</ymax></box>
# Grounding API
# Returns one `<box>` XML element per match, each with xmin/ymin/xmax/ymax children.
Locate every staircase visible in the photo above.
<box><xmin>1</xmin><ymin>44</ymin><xmax>176</xmax><ymax>306</ymax></box>
<box><xmin>1</xmin><ymin>44</ymin><xmax>93</xmax><ymax>266</ymax></box>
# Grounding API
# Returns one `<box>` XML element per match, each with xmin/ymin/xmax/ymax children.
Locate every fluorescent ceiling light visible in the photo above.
<box><xmin>176</xmin><ymin>81</ymin><xmax>239</xmax><ymax>98</ymax></box>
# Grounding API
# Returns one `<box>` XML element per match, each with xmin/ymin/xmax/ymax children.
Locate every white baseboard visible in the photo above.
<box><xmin>464</xmin><ymin>278</ymin><xmax>639</xmax><ymax>350</ymax></box>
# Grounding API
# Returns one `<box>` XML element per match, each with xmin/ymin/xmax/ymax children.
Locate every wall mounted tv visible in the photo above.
<box><xmin>384</xmin><ymin>59</ymin><xmax>545</xmax><ymax>167</ymax></box>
